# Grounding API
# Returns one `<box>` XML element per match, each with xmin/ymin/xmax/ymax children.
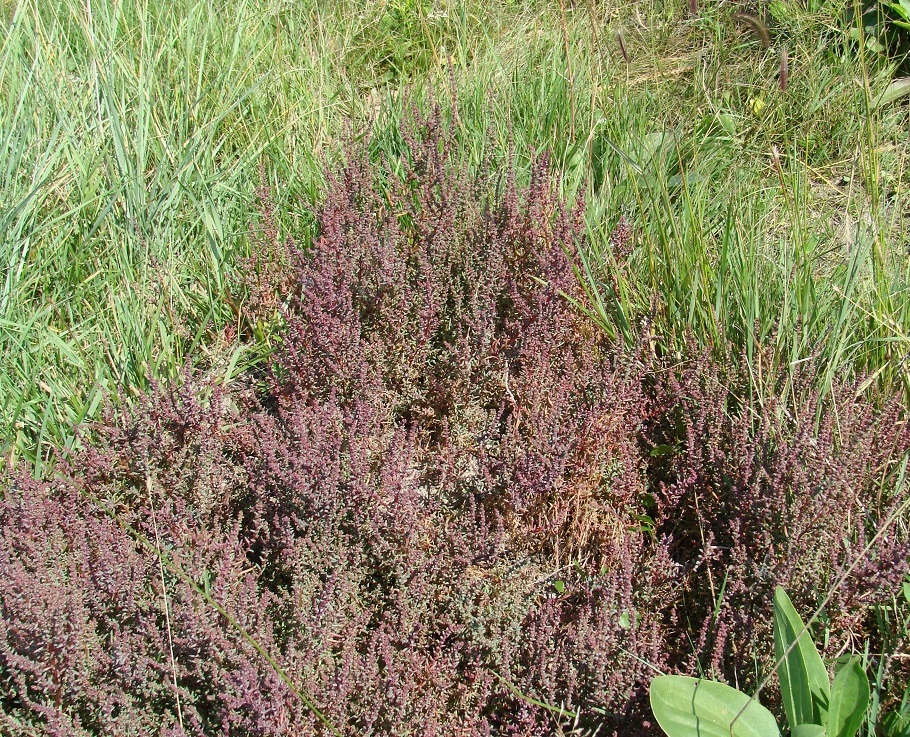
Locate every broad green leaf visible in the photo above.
<box><xmin>773</xmin><ymin>587</ymin><xmax>830</xmax><ymax>728</ymax></box>
<box><xmin>876</xmin><ymin>78</ymin><xmax>910</xmax><ymax>109</ymax></box>
<box><xmin>650</xmin><ymin>676</ymin><xmax>781</xmax><ymax>737</ymax></box>
<box><xmin>791</xmin><ymin>726</ymin><xmax>826</xmax><ymax>737</ymax></box>
<box><xmin>890</xmin><ymin>0</ymin><xmax>910</xmax><ymax>20</ymax></box>
<box><xmin>826</xmin><ymin>657</ymin><xmax>869</xmax><ymax>737</ymax></box>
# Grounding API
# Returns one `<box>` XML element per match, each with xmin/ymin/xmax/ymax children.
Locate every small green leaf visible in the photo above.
<box><xmin>619</xmin><ymin>610</ymin><xmax>631</xmax><ymax>629</ymax></box>
<box><xmin>650</xmin><ymin>676</ymin><xmax>781</xmax><ymax>737</ymax></box>
<box><xmin>791</xmin><ymin>726</ymin><xmax>826</xmax><ymax>737</ymax></box>
<box><xmin>650</xmin><ymin>444</ymin><xmax>676</xmax><ymax>457</ymax></box>
<box><xmin>553</xmin><ymin>580</ymin><xmax>565</xmax><ymax>594</ymax></box>
<box><xmin>768</xmin><ymin>1</ymin><xmax>789</xmax><ymax>21</ymax></box>
<box><xmin>902</xmin><ymin>579</ymin><xmax>910</xmax><ymax>605</ymax></box>
<box><xmin>773</xmin><ymin>587</ymin><xmax>830</xmax><ymax>728</ymax></box>
<box><xmin>717</xmin><ymin>113</ymin><xmax>736</xmax><ymax>136</ymax></box>
<box><xmin>827</xmin><ymin>657</ymin><xmax>869</xmax><ymax>737</ymax></box>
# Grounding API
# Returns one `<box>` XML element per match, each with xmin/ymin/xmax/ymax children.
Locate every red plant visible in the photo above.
<box><xmin>0</xmin><ymin>107</ymin><xmax>906</xmax><ymax>736</ymax></box>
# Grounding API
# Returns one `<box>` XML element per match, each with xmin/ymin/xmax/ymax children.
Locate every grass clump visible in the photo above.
<box><xmin>4</xmin><ymin>0</ymin><xmax>910</xmax><ymax>464</ymax></box>
<box><xmin>0</xmin><ymin>0</ymin><xmax>339</xmax><ymax>470</ymax></box>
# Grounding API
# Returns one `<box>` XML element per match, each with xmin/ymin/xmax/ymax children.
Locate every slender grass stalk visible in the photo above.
<box><xmin>147</xmin><ymin>473</ymin><xmax>184</xmax><ymax>733</ymax></box>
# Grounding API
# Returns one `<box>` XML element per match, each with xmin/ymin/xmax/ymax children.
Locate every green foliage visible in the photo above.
<box><xmin>650</xmin><ymin>676</ymin><xmax>781</xmax><ymax>737</ymax></box>
<box><xmin>828</xmin><ymin>658</ymin><xmax>871</xmax><ymax>737</ymax></box>
<box><xmin>774</xmin><ymin>587</ymin><xmax>831</xmax><ymax>728</ymax></box>
<box><xmin>882</xmin><ymin>708</ymin><xmax>910</xmax><ymax>737</ymax></box>
<box><xmin>792</xmin><ymin>726</ymin><xmax>827</xmax><ymax>737</ymax></box>
<box><xmin>846</xmin><ymin>1</ymin><xmax>910</xmax><ymax>72</ymax></box>
<box><xmin>0</xmin><ymin>0</ymin><xmax>331</xmax><ymax>471</ymax></box>
<box><xmin>650</xmin><ymin>588</ymin><xmax>874</xmax><ymax>737</ymax></box>
<box><xmin>889</xmin><ymin>0</ymin><xmax>910</xmax><ymax>30</ymax></box>
<box><xmin>876</xmin><ymin>76</ymin><xmax>910</xmax><ymax>104</ymax></box>
<box><xmin>5</xmin><ymin>0</ymin><xmax>910</xmax><ymax>480</ymax></box>
<box><xmin>341</xmin><ymin>0</ymin><xmax>462</xmax><ymax>84</ymax></box>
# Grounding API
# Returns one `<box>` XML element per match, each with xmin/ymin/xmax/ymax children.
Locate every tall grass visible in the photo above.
<box><xmin>437</xmin><ymin>0</ymin><xmax>910</xmax><ymax>404</ymax></box>
<box><xmin>2</xmin><ymin>0</ymin><xmax>910</xmax><ymax>470</ymax></box>
<box><xmin>0</xmin><ymin>0</ymin><xmax>334</xmax><ymax>471</ymax></box>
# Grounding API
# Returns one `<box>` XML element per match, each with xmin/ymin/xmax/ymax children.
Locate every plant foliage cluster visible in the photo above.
<box><xmin>652</xmin><ymin>587</ymin><xmax>873</xmax><ymax>737</ymax></box>
<box><xmin>2</xmin><ymin>112</ymin><xmax>908</xmax><ymax>735</ymax></box>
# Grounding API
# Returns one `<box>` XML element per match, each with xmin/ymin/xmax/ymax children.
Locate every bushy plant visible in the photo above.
<box><xmin>0</xmin><ymin>109</ymin><xmax>907</xmax><ymax>736</ymax></box>
<box><xmin>645</xmin><ymin>351</ymin><xmax>910</xmax><ymax>684</ymax></box>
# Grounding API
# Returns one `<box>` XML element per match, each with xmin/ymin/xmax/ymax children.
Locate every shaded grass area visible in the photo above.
<box><xmin>2</xmin><ymin>0</ymin><xmax>909</xmax><ymax>470</ymax></box>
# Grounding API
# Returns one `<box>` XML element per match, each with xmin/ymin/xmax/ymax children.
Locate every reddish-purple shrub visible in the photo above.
<box><xmin>647</xmin><ymin>353</ymin><xmax>910</xmax><ymax>683</ymax></box>
<box><xmin>0</xmin><ymin>107</ymin><xmax>907</xmax><ymax>735</ymax></box>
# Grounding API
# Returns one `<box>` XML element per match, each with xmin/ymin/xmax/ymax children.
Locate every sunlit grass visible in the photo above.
<box><xmin>2</xmin><ymin>0</ymin><xmax>909</xmax><ymax>471</ymax></box>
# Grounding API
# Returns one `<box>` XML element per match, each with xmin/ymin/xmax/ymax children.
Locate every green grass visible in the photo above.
<box><xmin>0</xmin><ymin>0</ymin><xmax>341</xmax><ymax>472</ymax></box>
<box><xmin>2</xmin><ymin>0</ymin><xmax>910</xmax><ymax>471</ymax></box>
